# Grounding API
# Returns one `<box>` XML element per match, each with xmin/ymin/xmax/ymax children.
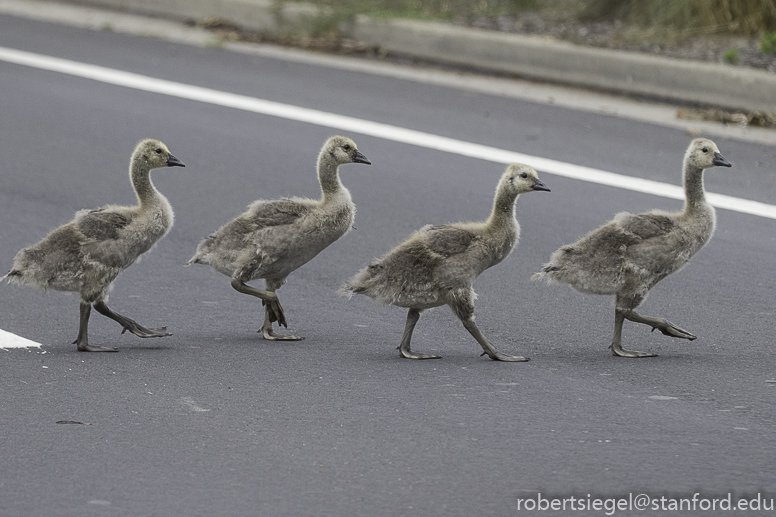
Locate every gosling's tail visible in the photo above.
<box><xmin>337</xmin><ymin>283</ymin><xmax>355</xmax><ymax>299</ymax></box>
<box><xmin>1</xmin><ymin>270</ymin><xmax>21</xmax><ymax>283</ymax></box>
<box><xmin>531</xmin><ymin>264</ymin><xmax>562</xmax><ymax>283</ymax></box>
<box><xmin>338</xmin><ymin>279</ymin><xmax>372</xmax><ymax>297</ymax></box>
<box><xmin>186</xmin><ymin>253</ymin><xmax>205</xmax><ymax>267</ymax></box>
<box><xmin>339</xmin><ymin>260</ymin><xmax>387</xmax><ymax>299</ymax></box>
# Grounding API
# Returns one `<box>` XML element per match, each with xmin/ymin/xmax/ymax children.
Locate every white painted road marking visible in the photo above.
<box><xmin>0</xmin><ymin>45</ymin><xmax>774</xmax><ymax>220</ymax></box>
<box><xmin>0</xmin><ymin>328</ymin><xmax>42</xmax><ymax>349</ymax></box>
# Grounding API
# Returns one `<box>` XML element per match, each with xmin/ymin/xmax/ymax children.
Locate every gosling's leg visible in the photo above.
<box><xmin>230</xmin><ymin>278</ymin><xmax>287</xmax><ymax>328</ymax></box>
<box><xmin>449</xmin><ymin>292</ymin><xmax>527</xmax><ymax>362</ymax></box>
<box><xmin>93</xmin><ymin>301</ymin><xmax>172</xmax><ymax>339</ymax></box>
<box><xmin>608</xmin><ymin>308</ymin><xmax>656</xmax><ymax>358</ymax></box>
<box><xmin>460</xmin><ymin>318</ymin><xmax>528</xmax><ymax>362</ymax></box>
<box><xmin>73</xmin><ymin>302</ymin><xmax>118</xmax><ymax>352</ymax></box>
<box><xmin>621</xmin><ymin>308</ymin><xmax>696</xmax><ymax>340</ymax></box>
<box><xmin>259</xmin><ymin>302</ymin><xmax>304</xmax><ymax>341</ymax></box>
<box><xmin>398</xmin><ymin>308</ymin><xmax>440</xmax><ymax>359</ymax></box>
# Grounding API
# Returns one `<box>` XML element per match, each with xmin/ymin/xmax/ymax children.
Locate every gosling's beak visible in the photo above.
<box><xmin>166</xmin><ymin>153</ymin><xmax>186</xmax><ymax>167</ymax></box>
<box><xmin>352</xmin><ymin>150</ymin><xmax>371</xmax><ymax>165</ymax></box>
<box><xmin>531</xmin><ymin>178</ymin><xmax>551</xmax><ymax>192</ymax></box>
<box><xmin>712</xmin><ymin>152</ymin><xmax>732</xmax><ymax>168</ymax></box>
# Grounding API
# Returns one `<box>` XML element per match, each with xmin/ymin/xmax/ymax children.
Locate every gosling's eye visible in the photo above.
<box><xmin>343</xmin><ymin>144</ymin><xmax>351</xmax><ymax>151</ymax></box>
<box><xmin>155</xmin><ymin>148</ymin><xmax>163</xmax><ymax>154</ymax></box>
<box><xmin>519</xmin><ymin>172</ymin><xmax>528</xmax><ymax>179</ymax></box>
<box><xmin>701</xmin><ymin>148</ymin><xmax>708</xmax><ymax>153</ymax></box>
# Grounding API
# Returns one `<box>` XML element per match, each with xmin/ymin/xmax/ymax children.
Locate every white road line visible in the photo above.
<box><xmin>0</xmin><ymin>45</ymin><xmax>774</xmax><ymax>221</ymax></box>
<box><xmin>0</xmin><ymin>328</ymin><xmax>42</xmax><ymax>349</ymax></box>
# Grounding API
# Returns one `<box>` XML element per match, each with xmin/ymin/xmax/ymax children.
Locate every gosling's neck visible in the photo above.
<box><xmin>130</xmin><ymin>157</ymin><xmax>164</xmax><ymax>209</ymax></box>
<box><xmin>682</xmin><ymin>163</ymin><xmax>708</xmax><ymax>216</ymax></box>
<box><xmin>317</xmin><ymin>152</ymin><xmax>346</xmax><ymax>203</ymax></box>
<box><xmin>485</xmin><ymin>186</ymin><xmax>518</xmax><ymax>231</ymax></box>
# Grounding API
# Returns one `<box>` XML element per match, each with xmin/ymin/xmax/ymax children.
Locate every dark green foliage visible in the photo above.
<box><xmin>761</xmin><ymin>31</ymin><xmax>776</xmax><ymax>53</ymax></box>
<box><xmin>723</xmin><ymin>48</ymin><xmax>739</xmax><ymax>63</ymax></box>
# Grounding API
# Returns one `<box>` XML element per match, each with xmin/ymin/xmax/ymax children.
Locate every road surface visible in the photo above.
<box><xmin>0</xmin><ymin>11</ymin><xmax>774</xmax><ymax>517</ymax></box>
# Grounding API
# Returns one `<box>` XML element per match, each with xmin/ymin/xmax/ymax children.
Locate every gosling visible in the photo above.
<box><xmin>341</xmin><ymin>164</ymin><xmax>550</xmax><ymax>361</ymax></box>
<box><xmin>188</xmin><ymin>135</ymin><xmax>370</xmax><ymax>340</ymax></box>
<box><xmin>532</xmin><ymin>138</ymin><xmax>732</xmax><ymax>357</ymax></box>
<box><xmin>3</xmin><ymin>139</ymin><xmax>185</xmax><ymax>352</ymax></box>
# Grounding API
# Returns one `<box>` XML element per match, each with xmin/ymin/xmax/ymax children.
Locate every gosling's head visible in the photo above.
<box><xmin>134</xmin><ymin>139</ymin><xmax>185</xmax><ymax>169</ymax></box>
<box><xmin>686</xmin><ymin>138</ymin><xmax>731</xmax><ymax>170</ymax></box>
<box><xmin>321</xmin><ymin>136</ymin><xmax>371</xmax><ymax>166</ymax></box>
<box><xmin>500</xmin><ymin>163</ymin><xmax>550</xmax><ymax>195</ymax></box>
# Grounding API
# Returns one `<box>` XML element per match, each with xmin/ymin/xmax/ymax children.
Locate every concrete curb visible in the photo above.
<box><xmin>346</xmin><ymin>17</ymin><xmax>776</xmax><ymax>113</ymax></box>
<box><xmin>54</xmin><ymin>0</ymin><xmax>776</xmax><ymax>113</ymax></box>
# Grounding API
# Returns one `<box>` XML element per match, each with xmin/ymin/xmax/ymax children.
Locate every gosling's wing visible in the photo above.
<box><xmin>354</xmin><ymin>225</ymin><xmax>478</xmax><ymax>303</ymax></box>
<box><xmin>75</xmin><ymin>208</ymin><xmax>132</xmax><ymax>241</ymax></box>
<box><xmin>421</xmin><ymin>225</ymin><xmax>478</xmax><ymax>258</ymax></box>
<box><xmin>614</xmin><ymin>211</ymin><xmax>676</xmax><ymax>241</ymax></box>
<box><xmin>75</xmin><ymin>207</ymin><xmax>136</xmax><ymax>269</ymax></box>
<box><xmin>615</xmin><ymin>211</ymin><xmax>690</xmax><ymax>275</ymax></box>
<box><xmin>248</xmin><ymin>198</ymin><xmax>313</xmax><ymax>229</ymax></box>
<box><xmin>193</xmin><ymin>198</ymin><xmax>314</xmax><ymax>266</ymax></box>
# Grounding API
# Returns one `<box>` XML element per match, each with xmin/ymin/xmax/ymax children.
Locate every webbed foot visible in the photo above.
<box><xmin>398</xmin><ymin>346</ymin><xmax>441</xmax><ymax>360</ymax></box>
<box><xmin>93</xmin><ymin>302</ymin><xmax>171</xmax><ymax>339</ymax></box>
<box><xmin>260</xmin><ymin>326</ymin><xmax>304</xmax><ymax>341</ymax></box>
<box><xmin>481</xmin><ymin>351</ymin><xmax>529</xmax><ymax>362</ymax></box>
<box><xmin>120</xmin><ymin>323</ymin><xmax>172</xmax><ymax>338</ymax></box>
<box><xmin>609</xmin><ymin>342</ymin><xmax>658</xmax><ymax>358</ymax></box>
<box><xmin>650</xmin><ymin>320</ymin><xmax>696</xmax><ymax>340</ymax></box>
<box><xmin>73</xmin><ymin>339</ymin><xmax>118</xmax><ymax>353</ymax></box>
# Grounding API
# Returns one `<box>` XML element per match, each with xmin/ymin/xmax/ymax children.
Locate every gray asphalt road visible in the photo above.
<box><xmin>1</xmin><ymin>14</ymin><xmax>775</xmax><ymax>517</ymax></box>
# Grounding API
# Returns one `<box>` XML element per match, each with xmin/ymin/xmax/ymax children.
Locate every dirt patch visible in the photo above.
<box><xmin>188</xmin><ymin>16</ymin><xmax>375</xmax><ymax>54</ymax></box>
<box><xmin>677</xmin><ymin>108</ymin><xmax>776</xmax><ymax>128</ymax></box>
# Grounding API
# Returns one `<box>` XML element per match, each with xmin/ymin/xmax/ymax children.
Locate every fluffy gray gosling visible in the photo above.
<box><xmin>3</xmin><ymin>139</ymin><xmax>185</xmax><ymax>352</ymax></box>
<box><xmin>341</xmin><ymin>163</ymin><xmax>550</xmax><ymax>362</ymax></box>
<box><xmin>188</xmin><ymin>135</ymin><xmax>370</xmax><ymax>340</ymax></box>
<box><xmin>532</xmin><ymin>138</ymin><xmax>732</xmax><ymax>358</ymax></box>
